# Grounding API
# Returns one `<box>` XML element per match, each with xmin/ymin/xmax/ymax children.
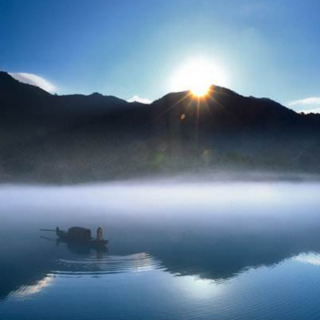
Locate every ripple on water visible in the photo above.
<box><xmin>6</xmin><ymin>254</ymin><xmax>320</xmax><ymax>320</ymax></box>
<box><xmin>52</xmin><ymin>252</ymin><xmax>163</xmax><ymax>276</ymax></box>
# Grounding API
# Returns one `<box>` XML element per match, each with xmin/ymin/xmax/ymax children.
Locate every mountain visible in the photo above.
<box><xmin>0</xmin><ymin>71</ymin><xmax>140</xmax><ymax>125</ymax></box>
<box><xmin>1</xmin><ymin>71</ymin><xmax>320</xmax><ymax>183</ymax></box>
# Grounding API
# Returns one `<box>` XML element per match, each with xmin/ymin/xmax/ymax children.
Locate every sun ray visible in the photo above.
<box><xmin>195</xmin><ymin>98</ymin><xmax>201</xmax><ymax>153</ymax></box>
<box><xmin>145</xmin><ymin>92</ymin><xmax>192</xmax><ymax>126</ymax></box>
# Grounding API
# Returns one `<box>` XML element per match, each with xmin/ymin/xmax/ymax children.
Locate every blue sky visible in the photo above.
<box><xmin>1</xmin><ymin>0</ymin><xmax>320</xmax><ymax>111</ymax></box>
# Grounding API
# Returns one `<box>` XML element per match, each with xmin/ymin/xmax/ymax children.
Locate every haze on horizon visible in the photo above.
<box><xmin>1</xmin><ymin>0</ymin><xmax>320</xmax><ymax>113</ymax></box>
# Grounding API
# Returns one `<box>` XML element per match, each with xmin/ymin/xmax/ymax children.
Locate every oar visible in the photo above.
<box><xmin>40</xmin><ymin>236</ymin><xmax>56</xmax><ymax>241</ymax></box>
<box><xmin>40</xmin><ymin>228</ymin><xmax>56</xmax><ymax>232</ymax></box>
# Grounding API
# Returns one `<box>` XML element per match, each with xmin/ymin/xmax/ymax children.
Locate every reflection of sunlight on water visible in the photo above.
<box><xmin>177</xmin><ymin>275</ymin><xmax>226</xmax><ymax>301</ymax></box>
<box><xmin>294</xmin><ymin>252</ymin><xmax>320</xmax><ymax>266</ymax></box>
<box><xmin>10</xmin><ymin>276</ymin><xmax>52</xmax><ymax>298</ymax></box>
<box><xmin>132</xmin><ymin>252</ymin><xmax>156</xmax><ymax>272</ymax></box>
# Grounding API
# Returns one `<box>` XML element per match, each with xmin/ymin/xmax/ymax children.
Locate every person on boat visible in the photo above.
<box><xmin>97</xmin><ymin>227</ymin><xmax>103</xmax><ymax>241</ymax></box>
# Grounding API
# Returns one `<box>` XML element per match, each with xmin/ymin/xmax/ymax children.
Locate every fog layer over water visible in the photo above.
<box><xmin>1</xmin><ymin>180</ymin><xmax>320</xmax><ymax>320</ymax></box>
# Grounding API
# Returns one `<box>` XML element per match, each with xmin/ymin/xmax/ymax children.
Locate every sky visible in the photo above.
<box><xmin>1</xmin><ymin>0</ymin><xmax>320</xmax><ymax>112</ymax></box>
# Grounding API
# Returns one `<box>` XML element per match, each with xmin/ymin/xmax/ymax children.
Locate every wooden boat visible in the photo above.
<box><xmin>40</xmin><ymin>226</ymin><xmax>108</xmax><ymax>247</ymax></box>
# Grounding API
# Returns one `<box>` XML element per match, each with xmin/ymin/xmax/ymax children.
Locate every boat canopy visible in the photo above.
<box><xmin>67</xmin><ymin>227</ymin><xmax>91</xmax><ymax>241</ymax></box>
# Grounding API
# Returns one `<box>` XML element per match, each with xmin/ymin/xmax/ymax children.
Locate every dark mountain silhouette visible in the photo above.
<box><xmin>1</xmin><ymin>71</ymin><xmax>320</xmax><ymax>182</ymax></box>
<box><xmin>0</xmin><ymin>71</ymin><xmax>138</xmax><ymax>125</ymax></box>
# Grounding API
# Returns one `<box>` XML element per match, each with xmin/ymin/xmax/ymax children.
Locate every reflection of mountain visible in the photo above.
<box><xmin>9</xmin><ymin>276</ymin><xmax>53</xmax><ymax>299</ymax></box>
<box><xmin>0</xmin><ymin>240</ymin><xmax>158</xmax><ymax>301</ymax></box>
<box><xmin>149</xmin><ymin>228</ymin><xmax>320</xmax><ymax>280</ymax></box>
<box><xmin>1</xmin><ymin>71</ymin><xmax>320</xmax><ymax>183</ymax></box>
<box><xmin>9</xmin><ymin>252</ymin><xmax>157</xmax><ymax>298</ymax></box>
<box><xmin>2</xmin><ymin>222</ymin><xmax>320</xmax><ymax>300</ymax></box>
<box><xmin>0</xmin><ymin>243</ymin><xmax>60</xmax><ymax>301</ymax></box>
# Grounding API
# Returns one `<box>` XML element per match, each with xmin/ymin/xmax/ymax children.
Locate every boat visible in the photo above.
<box><xmin>40</xmin><ymin>226</ymin><xmax>108</xmax><ymax>247</ymax></box>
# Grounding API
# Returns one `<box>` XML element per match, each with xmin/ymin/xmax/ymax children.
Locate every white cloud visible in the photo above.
<box><xmin>10</xmin><ymin>72</ymin><xmax>57</xmax><ymax>93</ymax></box>
<box><xmin>127</xmin><ymin>95</ymin><xmax>152</xmax><ymax>104</ymax></box>
<box><xmin>295</xmin><ymin>253</ymin><xmax>320</xmax><ymax>266</ymax></box>
<box><xmin>298</xmin><ymin>108</ymin><xmax>320</xmax><ymax>114</ymax></box>
<box><xmin>289</xmin><ymin>97</ymin><xmax>320</xmax><ymax>107</ymax></box>
<box><xmin>288</xmin><ymin>97</ymin><xmax>320</xmax><ymax>113</ymax></box>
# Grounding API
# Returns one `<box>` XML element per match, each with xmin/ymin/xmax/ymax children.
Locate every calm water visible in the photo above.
<box><xmin>1</xmin><ymin>180</ymin><xmax>320</xmax><ymax>319</ymax></box>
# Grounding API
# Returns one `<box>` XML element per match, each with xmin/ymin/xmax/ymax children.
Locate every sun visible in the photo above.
<box><xmin>170</xmin><ymin>58</ymin><xmax>228</xmax><ymax>98</ymax></box>
<box><xmin>190</xmin><ymin>83</ymin><xmax>211</xmax><ymax>98</ymax></box>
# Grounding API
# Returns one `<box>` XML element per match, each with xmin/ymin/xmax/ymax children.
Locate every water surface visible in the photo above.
<box><xmin>1</xmin><ymin>181</ymin><xmax>320</xmax><ymax>319</ymax></box>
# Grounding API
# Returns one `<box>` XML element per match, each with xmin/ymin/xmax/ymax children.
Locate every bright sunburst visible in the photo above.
<box><xmin>170</xmin><ymin>58</ymin><xmax>228</xmax><ymax>98</ymax></box>
<box><xmin>190</xmin><ymin>84</ymin><xmax>211</xmax><ymax>97</ymax></box>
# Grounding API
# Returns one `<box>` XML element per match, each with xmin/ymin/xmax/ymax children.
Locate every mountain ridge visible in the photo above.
<box><xmin>1</xmin><ymin>71</ymin><xmax>306</xmax><ymax>116</ymax></box>
<box><xmin>1</xmin><ymin>70</ymin><xmax>320</xmax><ymax>183</ymax></box>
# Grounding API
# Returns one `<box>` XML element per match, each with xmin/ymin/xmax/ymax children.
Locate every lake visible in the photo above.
<box><xmin>1</xmin><ymin>180</ymin><xmax>320</xmax><ymax>320</ymax></box>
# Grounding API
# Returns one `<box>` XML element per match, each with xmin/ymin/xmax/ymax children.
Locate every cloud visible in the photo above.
<box><xmin>295</xmin><ymin>253</ymin><xmax>320</xmax><ymax>266</ymax></box>
<box><xmin>298</xmin><ymin>108</ymin><xmax>320</xmax><ymax>114</ymax></box>
<box><xmin>289</xmin><ymin>97</ymin><xmax>320</xmax><ymax>107</ymax></box>
<box><xmin>288</xmin><ymin>97</ymin><xmax>320</xmax><ymax>113</ymax></box>
<box><xmin>10</xmin><ymin>72</ymin><xmax>57</xmax><ymax>93</ymax></box>
<box><xmin>127</xmin><ymin>95</ymin><xmax>152</xmax><ymax>104</ymax></box>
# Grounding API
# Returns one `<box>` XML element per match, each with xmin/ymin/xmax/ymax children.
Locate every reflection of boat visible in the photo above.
<box><xmin>40</xmin><ymin>226</ymin><xmax>108</xmax><ymax>248</ymax></box>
